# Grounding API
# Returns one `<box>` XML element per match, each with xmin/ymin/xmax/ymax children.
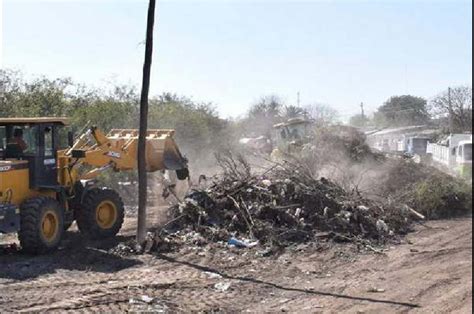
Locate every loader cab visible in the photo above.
<box><xmin>0</xmin><ymin>118</ymin><xmax>69</xmax><ymax>189</ymax></box>
<box><xmin>273</xmin><ymin>118</ymin><xmax>313</xmax><ymax>152</ymax></box>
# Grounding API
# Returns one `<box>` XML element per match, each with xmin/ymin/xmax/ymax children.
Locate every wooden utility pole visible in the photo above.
<box><xmin>360</xmin><ymin>102</ymin><xmax>365</xmax><ymax>118</ymax></box>
<box><xmin>137</xmin><ymin>0</ymin><xmax>156</xmax><ymax>245</ymax></box>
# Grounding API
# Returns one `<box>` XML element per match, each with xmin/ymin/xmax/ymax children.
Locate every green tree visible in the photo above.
<box><xmin>0</xmin><ymin>70</ymin><xmax>230</xmax><ymax>165</ymax></box>
<box><xmin>148</xmin><ymin>93</ymin><xmax>227</xmax><ymax>161</ymax></box>
<box><xmin>0</xmin><ymin>69</ymin><xmax>23</xmax><ymax>116</ymax></box>
<box><xmin>72</xmin><ymin>99</ymin><xmax>138</xmax><ymax>131</ymax></box>
<box><xmin>245</xmin><ymin>95</ymin><xmax>285</xmax><ymax>137</ymax></box>
<box><xmin>374</xmin><ymin>95</ymin><xmax>430</xmax><ymax>127</ymax></box>
<box><xmin>248</xmin><ymin>95</ymin><xmax>283</xmax><ymax>120</ymax></box>
<box><xmin>280</xmin><ymin>105</ymin><xmax>307</xmax><ymax>120</ymax></box>
<box><xmin>0</xmin><ymin>71</ymin><xmax>72</xmax><ymax>117</ymax></box>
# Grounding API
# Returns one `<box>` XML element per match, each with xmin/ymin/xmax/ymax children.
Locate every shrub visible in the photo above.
<box><xmin>407</xmin><ymin>176</ymin><xmax>472</xmax><ymax>219</ymax></box>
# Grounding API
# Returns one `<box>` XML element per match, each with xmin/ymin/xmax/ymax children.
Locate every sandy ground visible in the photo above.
<box><xmin>0</xmin><ymin>211</ymin><xmax>471</xmax><ymax>313</ymax></box>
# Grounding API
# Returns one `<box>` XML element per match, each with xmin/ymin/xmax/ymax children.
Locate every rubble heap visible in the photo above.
<box><xmin>162</xmin><ymin>152</ymin><xmax>414</xmax><ymax>248</ymax></box>
<box><xmin>313</xmin><ymin>125</ymin><xmax>383</xmax><ymax>163</ymax></box>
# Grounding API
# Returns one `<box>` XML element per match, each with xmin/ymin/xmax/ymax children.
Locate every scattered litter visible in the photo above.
<box><xmin>204</xmin><ymin>271</ymin><xmax>223</xmax><ymax>279</ymax></box>
<box><xmin>214</xmin><ymin>282</ymin><xmax>232</xmax><ymax>292</ymax></box>
<box><xmin>228</xmin><ymin>237</ymin><xmax>259</xmax><ymax>248</ymax></box>
<box><xmin>109</xmin><ymin>242</ymin><xmax>138</xmax><ymax>256</ymax></box>
<box><xmin>257</xmin><ymin>247</ymin><xmax>273</xmax><ymax>257</ymax></box>
<box><xmin>140</xmin><ymin>295</ymin><xmax>155</xmax><ymax>304</ymax></box>
<box><xmin>129</xmin><ymin>295</ymin><xmax>154</xmax><ymax>304</ymax></box>
<box><xmin>129</xmin><ymin>296</ymin><xmax>169</xmax><ymax>313</ymax></box>
<box><xmin>368</xmin><ymin>287</ymin><xmax>386</xmax><ymax>293</ymax></box>
<box><xmin>376</xmin><ymin>220</ymin><xmax>389</xmax><ymax>233</ymax></box>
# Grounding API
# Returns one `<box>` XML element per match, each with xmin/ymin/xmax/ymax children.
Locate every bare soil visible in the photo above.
<box><xmin>0</xmin><ymin>210</ymin><xmax>471</xmax><ymax>313</ymax></box>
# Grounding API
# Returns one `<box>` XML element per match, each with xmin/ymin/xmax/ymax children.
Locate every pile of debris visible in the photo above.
<box><xmin>313</xmin><ymin>125</ymin><xmax>384</xmax><ymax>163</ymax></box>
<box><xmin>158</xmin><ymin>152</ymin><xmax>417</xmax><ymax>251</ymax></box>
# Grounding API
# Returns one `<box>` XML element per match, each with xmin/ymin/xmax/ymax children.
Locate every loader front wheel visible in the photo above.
<box><xmin>19</xmin><ymin>197</ymin><xmax>64</xmax><ymax>254</ymax></box>
<box><xmin>76</xmin><ymin>188</ymin><xmax>124</xmax><ymax>239</ymax></box>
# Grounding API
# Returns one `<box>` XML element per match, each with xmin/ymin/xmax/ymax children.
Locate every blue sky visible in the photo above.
<box><xmin>1</xmin><ymin>0</ymin><xmax>472</xmax><ymax>119</ymax></box>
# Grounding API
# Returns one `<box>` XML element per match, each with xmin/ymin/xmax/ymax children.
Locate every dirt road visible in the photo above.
<box><xmin>0</xmin><ymin>213</ymin><xmax>471</xmax><ymax>313</ymax></box>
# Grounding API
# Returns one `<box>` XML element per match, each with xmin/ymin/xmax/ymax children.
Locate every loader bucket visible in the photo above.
<box><xmin>107</xmin><ymin>129</ymin><xmax>189</xmax><ymax>178</ymax></box>
<box><xmin>164</xmin><ymin>150</ymin><xmax>187</xmax><ymax>170</ymax></box>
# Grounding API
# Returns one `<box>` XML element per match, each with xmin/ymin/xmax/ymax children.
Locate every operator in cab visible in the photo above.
<box><xmin>6</xmin><ymin>128</ymin><xmax>28</xmax><ymax>157</ymax></box>
<box><xmin>12</xmin><ymin>129</ymin><xmax>28</xmax><ymax>151</ymax></box>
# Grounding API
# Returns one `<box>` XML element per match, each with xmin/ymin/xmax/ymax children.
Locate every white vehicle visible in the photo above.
<box><xmin>427</xmin><ymin>134</ymin><xmax>472</xmax><ymax>179</ymax></box>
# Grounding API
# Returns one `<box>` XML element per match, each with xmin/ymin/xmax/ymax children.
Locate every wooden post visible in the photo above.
<box><xmin>137</xmin><ymin>0</ymin><xmax>156</xmax><ymax>245</ymax></box>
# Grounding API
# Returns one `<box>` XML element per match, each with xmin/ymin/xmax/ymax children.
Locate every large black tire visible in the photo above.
<box><xmin>76</xmin><ymin>188</ymin><xmax>125</xmax><ymax>239</ymax></box>
<box><xmin>18</xmin><ymin>196</ymin><xmax>64</xmax><ymax>254</ymax></box>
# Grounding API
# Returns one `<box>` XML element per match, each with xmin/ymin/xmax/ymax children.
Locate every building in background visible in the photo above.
<box><xmin>366</xmin><ymin>125</ymin><xmax>438</xmax><ymax>154</ymax></box>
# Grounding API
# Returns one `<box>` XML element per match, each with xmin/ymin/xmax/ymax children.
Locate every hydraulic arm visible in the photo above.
<box><xmin>59</xmin><ymin>127</ymin><xmax>189</xmax><ymax>186</ymax></box>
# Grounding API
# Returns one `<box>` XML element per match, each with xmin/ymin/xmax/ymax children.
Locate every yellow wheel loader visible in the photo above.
<box><xmin>0</xmin><ymin>117</ymin><xmax>189</xmax><ymax>254</ymax></box>
<box><xmin>270</xmin><ymin>117</ymin><xmax>314</xmax><ymax>160</ymax></box>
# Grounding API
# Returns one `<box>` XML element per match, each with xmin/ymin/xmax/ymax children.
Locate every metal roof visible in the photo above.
<box><xmin>367</xmin><ymin>125</ymin><xmax>428</xmax><ymax>136</ymax></box>
<box><xmin>458</xmin><ymin>140</ymin><xmax>472</xmax><ymax>146</ymax></box>
<box><xmin>0</xmin><ymin>117</ymin><xmax>69</xmax><ymax>125</ymax></box>
<box><xmin>273</xmin><ymin>118</ymin><xmax>313</xmax><ymax>128</ymax></box>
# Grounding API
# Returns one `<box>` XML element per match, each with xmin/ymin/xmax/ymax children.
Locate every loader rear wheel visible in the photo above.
<box><xmin>19</xmin><ymin>197</ymin><xmax>64</xmax><ymax>254</ymax></box>
<box><xmin>76</xmin><ymin>188</ymin><xmax>124</xmax><ymax>239</ymax></box>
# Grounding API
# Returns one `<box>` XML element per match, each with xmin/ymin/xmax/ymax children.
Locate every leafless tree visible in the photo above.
<box><xmin>304</xmin><ymin>103</ymin><xmax>339</xmax><ymax>125</ymax></box>
<box><xmin>431</xmin><ymin>86</ymin><xmax>472</xmax><ymax>133</ymax></box>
